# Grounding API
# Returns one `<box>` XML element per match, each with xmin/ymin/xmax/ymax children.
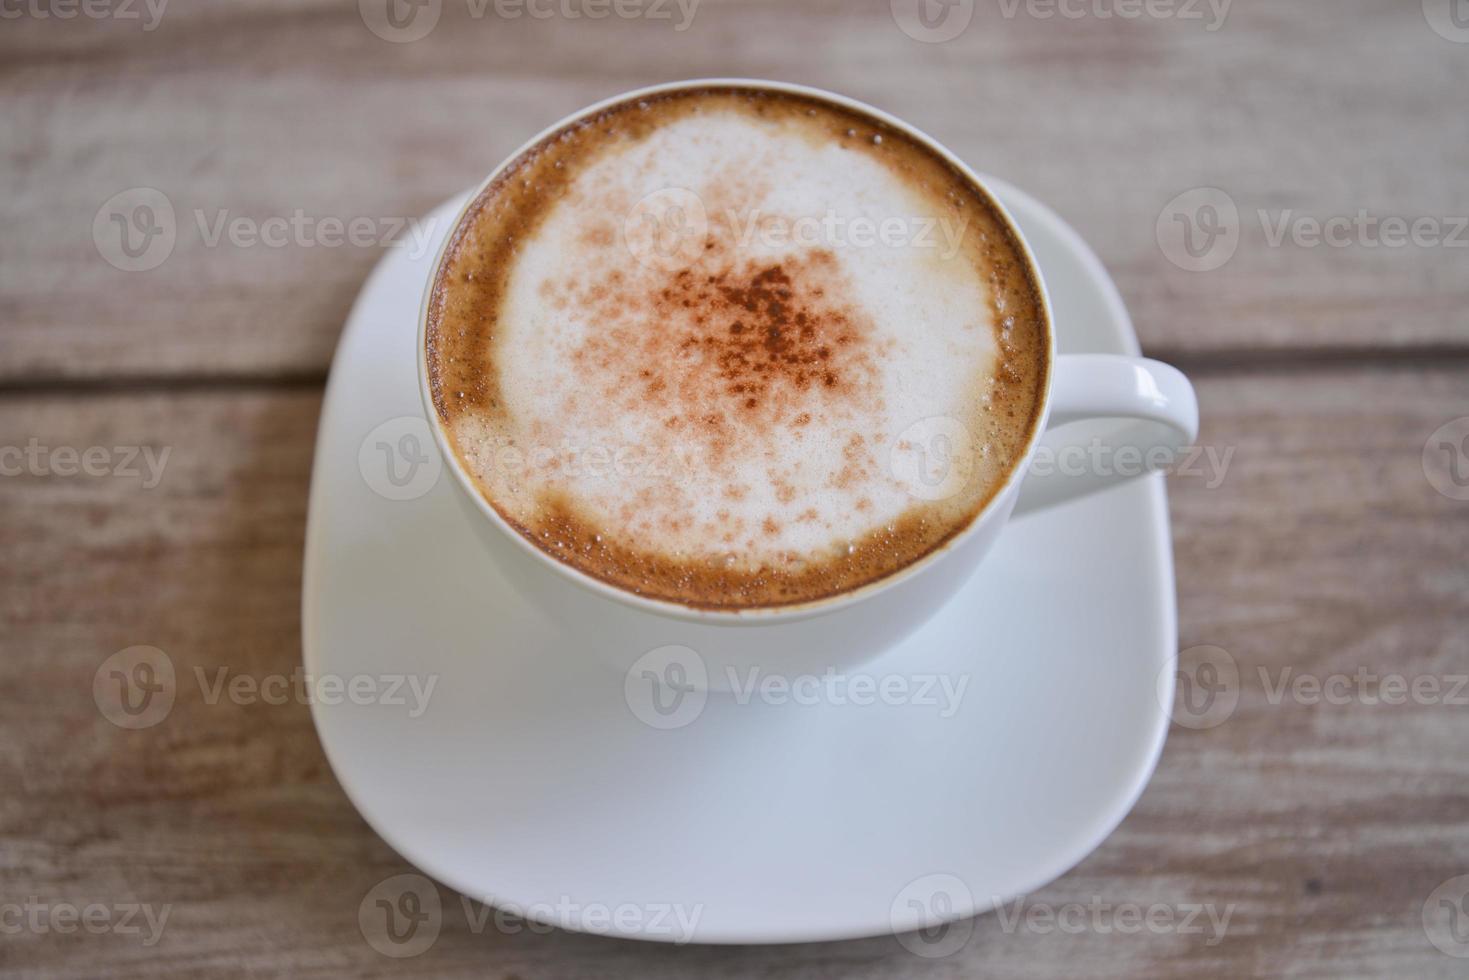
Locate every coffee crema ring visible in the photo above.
<box><xmin>427</xmin><ymin>86</ymin><xmax>1047</xmax><ymax>610</ymax></box>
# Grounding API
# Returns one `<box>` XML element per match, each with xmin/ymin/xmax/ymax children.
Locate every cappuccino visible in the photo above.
<box><xmin>427</xmin><ymin>86</ymin><xmax>1048</xmax><ymax>609</ymax></box>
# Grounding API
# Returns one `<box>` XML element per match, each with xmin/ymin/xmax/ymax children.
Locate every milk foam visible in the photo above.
<box><xmin>446</xmin><ymin>104</ymin><xmax>1015</xmax><ymax>574</ymax></box>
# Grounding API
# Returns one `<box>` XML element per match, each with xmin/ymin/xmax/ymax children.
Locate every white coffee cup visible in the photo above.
<box><xmin>417</xmin><ymin>79</ymin><xmax>1198</xmax><ymax>684</ymax></box>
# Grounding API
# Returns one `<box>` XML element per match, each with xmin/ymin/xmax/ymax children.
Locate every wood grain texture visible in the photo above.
<box><xmin>2</xmin><ymin>365</ymin><xmax>1466</xmax><ymax>977</ymax></box>
<box><xmin>4</xmin><ymin>1</ymin><xmax>1468</xmax><ymax>975</ymax></box>
<box><xmin>1</xmin><ymin>0</ymin><xmax>1466</xmax><ymax>381</ymax></box>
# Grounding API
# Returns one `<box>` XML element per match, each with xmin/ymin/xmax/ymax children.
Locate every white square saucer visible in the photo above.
<box><xmin>303</xmin><ymin>180</ymin><xmax>1177</xmax><ymax>945</ymax></box>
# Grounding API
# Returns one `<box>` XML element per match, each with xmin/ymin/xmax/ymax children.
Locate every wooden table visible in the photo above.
<box><xmin>3</xmin><ymin>1</ymin><xmax>1467</xmax><ymax>976</ymax></box>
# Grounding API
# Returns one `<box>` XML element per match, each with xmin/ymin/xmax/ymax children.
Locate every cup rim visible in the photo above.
<box><xmin>417</xmin><ymin>77</ymin><xmax>1057</xmax><ymax>625</ymax></box>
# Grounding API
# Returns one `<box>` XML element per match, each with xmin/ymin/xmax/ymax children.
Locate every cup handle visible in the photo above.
<box><xmin>1012</xmin><ymin>354</ymin><xmax>1199</xmax><ymax>516</ymax></box>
